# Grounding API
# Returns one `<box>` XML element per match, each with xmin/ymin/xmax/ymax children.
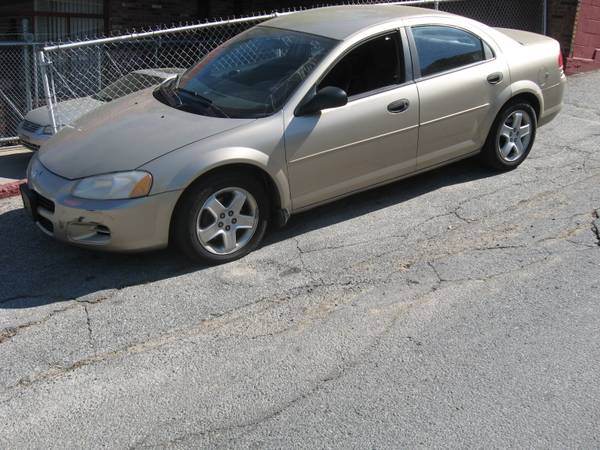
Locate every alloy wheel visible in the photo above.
<box><xmin>497</xmin><ymin>110</ymin><xmax>532</xmax><ymax>163</ymax></box>
<box><xmin>196</xmin><ymin>187</ymin><xmax>259</xmax><ymax>255</ymax></box>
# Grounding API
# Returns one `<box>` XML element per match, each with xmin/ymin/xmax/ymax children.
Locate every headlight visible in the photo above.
<box><xmin>72</xmin><ymin>171</ymin><xmax>153</xmax><ymax>200</ymax></box>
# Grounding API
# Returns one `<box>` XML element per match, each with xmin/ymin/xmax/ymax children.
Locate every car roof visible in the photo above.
<box><xmin>263</xmin><ymin>5</ymin><xmax>451</xmax><ymax>40</ymax></box>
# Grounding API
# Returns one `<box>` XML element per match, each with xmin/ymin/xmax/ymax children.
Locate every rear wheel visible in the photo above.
<box><xmin>173</xmin><ymin>172</ymin><xmax>270</xmax><ymax>264</ymax></box>
<box><xmin>481</xmin><ymin>102</ymin><xmax>537</xmax><ymax>170</ymax></box>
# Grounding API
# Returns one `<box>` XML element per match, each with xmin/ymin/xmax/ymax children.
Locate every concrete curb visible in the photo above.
<box><xmin>0</xmin><ymin>180</ymin><xmax>25</xmax><ymax>200</ymax></box>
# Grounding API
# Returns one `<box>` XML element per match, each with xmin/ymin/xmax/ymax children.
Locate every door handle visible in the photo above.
<box><xmin>388</xmin><ymin>99</ymin><xmax>410</xmax><ymax>113</ymax></box>
<box><xmin>487</xmin><ymin>72</ymin><xmax>503</xmax><ymax>84</ymax></box>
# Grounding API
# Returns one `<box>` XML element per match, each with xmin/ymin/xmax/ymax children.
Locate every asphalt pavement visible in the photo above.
<box><xmin>0</xmin><ymin>71</ymin><xmax>599</xmax><ymax>448</ymax></box>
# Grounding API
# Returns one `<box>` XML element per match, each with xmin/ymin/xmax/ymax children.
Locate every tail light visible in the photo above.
<box><xmin>558</xmin><ymin>51</ymin><xmax>564</xmax><ymax>70</ymax></box>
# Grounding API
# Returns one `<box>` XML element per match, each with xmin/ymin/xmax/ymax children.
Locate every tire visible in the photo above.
<box><xmin>172</xmin><ymin>171</ymin><xmax>270</xmax><ymax>264</ymax></box>
<box><xmin>480</xmin><ymin>101</ymin><xmax>537</xmax><ymax>171</ymax></box>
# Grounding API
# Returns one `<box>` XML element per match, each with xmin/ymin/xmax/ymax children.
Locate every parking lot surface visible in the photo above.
<box><xmin>1</xmin><ymin>71</ymin><xmax>599</xmax><ymax>448</ymax></box>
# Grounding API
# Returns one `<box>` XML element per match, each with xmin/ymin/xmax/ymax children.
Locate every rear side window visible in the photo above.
<box><xmin>412</xmin><ymin>26</ymin><xmax>490</xmax><ymax>77</ymax></box>
<box><xmin>318</xmin><ymin>32</ymin><xmax>403</xmax><ymax>98</ymax></box>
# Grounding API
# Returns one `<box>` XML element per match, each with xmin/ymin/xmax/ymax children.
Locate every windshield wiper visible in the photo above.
<box><xmin>174</xmin><ymin>88</ymin><xmax>230</xmax><ymax>118</ymax></box>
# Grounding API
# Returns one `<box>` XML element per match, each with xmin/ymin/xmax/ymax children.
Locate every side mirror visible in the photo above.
<box><xmin>295</xmin><ymin>86</ymin><xmax>348</xmax><ymax>116</ymax></box>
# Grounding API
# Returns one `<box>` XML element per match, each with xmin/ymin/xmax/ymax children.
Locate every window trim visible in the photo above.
<box><xmin>407</xmin><ymin>24</ymin><xmax>496</xmax><ymax>81</ymax></box>
<box><xmin>312</xmin><ymin>28</ymin><xmax>414</xmax><ymax>103</ymax></box>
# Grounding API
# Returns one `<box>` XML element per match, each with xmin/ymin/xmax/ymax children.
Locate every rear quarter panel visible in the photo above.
<box><xmin>492</xmin><ymin>29</ymin><xmax>565</xmax><ymax>125</ymax></box>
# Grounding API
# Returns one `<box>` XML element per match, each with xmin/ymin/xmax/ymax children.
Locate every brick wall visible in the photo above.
<box><xmin>567</xmin><ymin>0</ymin><xmax>600</xmax><ymax>72</ymax></box>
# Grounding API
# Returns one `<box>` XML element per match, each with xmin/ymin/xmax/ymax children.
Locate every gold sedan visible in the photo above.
<box><xmin>22</xmin><ymin>5</ymin><xmax>566</xmax><ymax>264</ymax></box>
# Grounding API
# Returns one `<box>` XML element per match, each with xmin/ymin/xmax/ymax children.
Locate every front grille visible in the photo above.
<box><xmin>38</xmin><ymin>216</ymin><xmax>54</xmax><ymax>234</ymax></box>
<box><xmin>37</xmin><ymin>193</ymin><xmax>55</xmax><ymax>213</ymax></box>
<box><xmin>21</xmin><ymin>120</ymin><xmax>42</xmax><ymax>133</ymax></box>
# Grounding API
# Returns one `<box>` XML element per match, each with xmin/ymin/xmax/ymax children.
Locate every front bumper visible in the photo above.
<box><xmin>25</xmin><ymin>157</ymin><xmax>181</xmax><ymax>252</ymax></box>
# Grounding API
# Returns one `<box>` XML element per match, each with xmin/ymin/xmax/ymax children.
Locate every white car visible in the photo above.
<box><xmin>18</xmin><ymin>68</ymin><xmax>183</xmax><ymax>150</ymax></box>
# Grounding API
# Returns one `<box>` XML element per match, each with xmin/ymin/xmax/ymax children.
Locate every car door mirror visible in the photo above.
<box><xmin>295</xmin><ymin>86</ymin><xmax>348</xmax><ymax>116</ymax></box>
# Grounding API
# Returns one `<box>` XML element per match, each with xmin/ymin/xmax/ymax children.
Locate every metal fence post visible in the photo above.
<box><xmin>22</xmin><ymin>19</ymin><xmax>33</xmax><ymax>113</ymax></box>
<box><xmin>33</xmin><ymin>48</ymin><xmax>40</xmax><ymax>108</ymax></box>
<box><xmin>39</xmin><ymin>50</ymin><xmax>58</xmax><ymax>133</ymax></box>
<box><xmin>97</xmin><ymin>46</ymin><xmax>102</xmax><ymax>92</ymax></box>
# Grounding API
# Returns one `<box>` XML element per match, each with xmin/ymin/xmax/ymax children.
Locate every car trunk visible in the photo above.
<box><xmin>494</xmin><ymin>28</ymin><xmax>557</xmax><ymax>47</ymax></box>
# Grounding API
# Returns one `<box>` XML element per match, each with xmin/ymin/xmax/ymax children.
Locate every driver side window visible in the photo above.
<box><xmin>318</xmin><ymin>32</ymin><xmax>404</xmax><ymax>98</ymax></box>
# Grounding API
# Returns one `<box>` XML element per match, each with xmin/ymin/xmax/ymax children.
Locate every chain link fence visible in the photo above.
<box><xmin>440</xmin><ymin>0</ymin><xmax>545</xmax><ymax>30</ymax></box>
<box><xmin>0</xmin><ymin>0</ymin><xmax>547</xmax><ymax>145</ymax></box>
<box><xmin>41</xmin><ymin>14</ymin><xmax>273</xmax><ymax>132</ymax></box>
<box><xmin>0</xmin><ymin>41</ymin><xmax>46</xmax><ymax>145</ymax></box>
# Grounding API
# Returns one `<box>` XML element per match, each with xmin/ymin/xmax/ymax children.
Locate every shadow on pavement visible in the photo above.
<box><xmin>273</xmin><ymin>157</ymin><xmax>495</xmax><ymax>241</ymax></box>
<box><xmin>0</xmin><ymin>157</ymin><xmax>496</xmax><ymax>309</ymax></box>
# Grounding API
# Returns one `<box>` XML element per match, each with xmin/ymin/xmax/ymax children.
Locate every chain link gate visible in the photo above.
<box><xmin>0</xmin><ymin>0</ymin><xmax>547</xmax><ymax>144</ymax></box>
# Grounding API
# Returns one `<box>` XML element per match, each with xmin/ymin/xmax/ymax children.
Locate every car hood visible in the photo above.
<box><xmin>39</xmin><ymin>89</ymin><xmax>253</xmax><ymax>179</ymax></box>
<box><xmin>26</xmin><ymin>97</ymin><xmax>104</xmax><ymax>127</ymax></box>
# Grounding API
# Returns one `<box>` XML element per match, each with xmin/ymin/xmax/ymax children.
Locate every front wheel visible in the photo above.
<box><xmin>173</xmin><ymin>172</ymin><xmax>270</xmax><ymax>264</ymax></box>
<box><xmin>480</xmin><ymin>102</ymin><xmax>537</xmax><ymax>171</ymax></box>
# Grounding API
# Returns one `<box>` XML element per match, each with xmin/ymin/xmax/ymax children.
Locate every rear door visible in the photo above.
<box><xmin>408</xmin><ymin>24</ymin><xmax>509</xmax><ymax>169</ymax></box>
<box><xmin>285</xmin><ymin>30</ymin><xmax>419</xmax><ymax>210</ymax></box>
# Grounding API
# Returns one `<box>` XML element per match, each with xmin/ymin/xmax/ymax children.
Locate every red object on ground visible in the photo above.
<box><xmin>0</xmin><ymin>180</ymin><xmax>26</xmax><ymax>200</ymax></box>
<box><xmin>566</xmin><ymin>0</ymin><xmax>600</xmax><ymax>75</ymax></box>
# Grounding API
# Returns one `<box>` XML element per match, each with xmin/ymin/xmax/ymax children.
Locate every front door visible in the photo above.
<box><xmin>284</xmin><ymin>31</ymin><xmax>420</xmax><ymax>210</ymax></box>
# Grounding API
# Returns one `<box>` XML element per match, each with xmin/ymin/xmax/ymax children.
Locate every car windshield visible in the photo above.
<box><xmin>93</xmin><ymin>73</ymin><xmax>166</xmax><ymax>102</ymax></box>
<box><xmin>155</xmin><ymin>26</ymin><xmax>336</xmax><ymax>119</ymax></box>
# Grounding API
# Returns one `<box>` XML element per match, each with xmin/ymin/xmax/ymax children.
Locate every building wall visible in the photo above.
<box><xmin>105</xmin><ymin>0</ymin><xmax>317</xmax><ymax>33</ymax></box>
<box><xmin>566</xmin><ymin>0</ymin><xmax>600</xmax><ymax>73</ymax></box>
<box><xmin>548</xmin><ymin>0</ymin><xmax>580</xmax><ymax>55</ymax></box>
<box><xmin>107</xmin><ymin>0</ymin><xmax>200</xmax><ymax>33</ymax></box>
<box><xmin>0</xmin><ymin>0</ymin><xmax>104</xmax><ymax>41</ymax></box>
<box><xmin>0</xmin><ymin>1</ymin><xmax>35</xmax><ymax>40</ymax></box>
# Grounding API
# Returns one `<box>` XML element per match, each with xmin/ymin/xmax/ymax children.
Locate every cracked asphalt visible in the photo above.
<box><xmin>1</xmin><ymin>71</ymin><xmax>600</xmax><ymax>449</ymax></box>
